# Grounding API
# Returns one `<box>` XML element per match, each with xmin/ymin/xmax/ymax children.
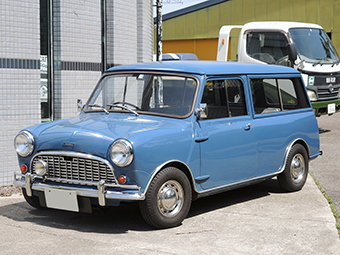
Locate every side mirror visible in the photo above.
<box><xmin>195</xmin><ymin>103</ymin><xmax>208</xmax><ymax>120</ymax></box>
<box><xmin>288</xmin><ymin>42</ymin><xmax>298</xmax><ymax>64</ymax></box>
<box><xmin>77</xmin><ymin>99</ymin><xmax>84</xmax><ymax>111</ymax></box>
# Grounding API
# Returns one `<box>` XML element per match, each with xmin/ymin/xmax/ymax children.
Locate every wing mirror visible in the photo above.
<box><xmin>195</xmin><ymin>103</ymin><xmax>208</xmax><ymax>120</ymax></box>
<box><xmin>77</xmin><ymin>99</ymin><xmax>84</xmax><ymax>112</ymax></box>
<box><xmin>288</xmin><ymin>42</ymin><xmax>298</xmax><ymax>66</ymax></box>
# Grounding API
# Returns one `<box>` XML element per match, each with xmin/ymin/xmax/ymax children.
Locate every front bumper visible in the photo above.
<box><xmin>14</xmin><ymin>172</ymin><xmax>145</xmax><ymax>206</ymax></box>
<box><xmin>311</xmin><ymin>98</ymin><xmax>340</xmax><ymax>116</ymax></box>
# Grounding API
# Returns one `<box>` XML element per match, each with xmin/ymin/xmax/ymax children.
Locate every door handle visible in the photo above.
<box><xmin>245</xmin><ymin>123</ymin><xmax>252</xmax><ymax>131</ymax></box>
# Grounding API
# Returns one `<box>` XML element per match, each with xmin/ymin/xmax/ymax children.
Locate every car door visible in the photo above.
<box><xmin>249</xmin><ymin>76</ymin><xmax>312</xmax><ymax>176</ymax></box>
<box><xmin>195</xmin><ymin>77</ymin><xmax>257</xmax><ymax>190</ymax></box>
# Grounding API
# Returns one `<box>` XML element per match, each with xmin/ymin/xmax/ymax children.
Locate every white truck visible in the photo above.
<box><xmin>217</xmin><ymin>21</ymin><xmax>340</xmax><ymax>116</ymax></box>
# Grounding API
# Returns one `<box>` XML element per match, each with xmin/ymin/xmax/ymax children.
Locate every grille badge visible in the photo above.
<box><xmin>63</xmin><ymin>142</ymin><xmax>75</xmax><ymax>147</ymax></box>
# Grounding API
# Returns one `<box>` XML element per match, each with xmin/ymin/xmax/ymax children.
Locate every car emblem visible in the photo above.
<box><xmin>62</xmin><ymin>142</ymin><xmax>75</xmax><ymax>147</ymax></box>
<box><xmin>328</xmin><ymin>85</ymin><xmax>335</xmax><ymax>93</ymax></box>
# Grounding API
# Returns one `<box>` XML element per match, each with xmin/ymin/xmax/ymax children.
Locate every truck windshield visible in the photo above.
<box><xmin>289</xmin><ymin>28</ymin><xmax>340</xmax><ymax>65</ymax></box>
<box><xmin>85</xmin><ymin>73</ymin><xmax>197</xmax><ymax>117</ymax></box>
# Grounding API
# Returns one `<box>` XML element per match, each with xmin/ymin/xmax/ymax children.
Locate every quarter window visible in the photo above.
<box><xmin>201</xmin><ymin>79</ymin><xmax>247</xmax><ymax>119</ymax></box>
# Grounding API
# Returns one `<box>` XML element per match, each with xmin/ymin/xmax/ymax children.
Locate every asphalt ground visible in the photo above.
<box><xmin>1</xmin><ymin>173</ymin><xmax>339</xmax><ymax>254</ymax></box>
<box><xmin>310</xmin><ymin>113</ymin><xmax>340</xmax><ymax>214</ymax></box>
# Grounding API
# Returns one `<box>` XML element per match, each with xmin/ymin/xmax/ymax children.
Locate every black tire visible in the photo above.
<box><xmin>22</xmin><ymin>188</ymin><xmax>45</xmax><ymax>209</ymax></box>
<box><xmin>139</xmin><ymin>167</ymin><xmax>192</xmax><ymax>228</ymax></box>
<box><xmin>278</xmin><ymin>144</ymin><xmax>308</xmax><ymax>192</ymax></box>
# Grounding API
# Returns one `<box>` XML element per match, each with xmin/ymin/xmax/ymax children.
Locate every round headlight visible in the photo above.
<box><xmin>307</xmin><ymin>90</ymin><xmax>317</xmax><ymax>102</ymax></box>
<box><xmin>14</xmin><ymin>131</ymin><xmax>34</xmax><ymax>157</ymax></box>
<box><xmin>110</xmin><ymin>139</ymin><xmax>133</xmax><ymax>167</ymax></box>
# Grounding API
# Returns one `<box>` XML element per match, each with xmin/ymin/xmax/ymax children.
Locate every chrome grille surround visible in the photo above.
<box><xmin>30</xmin><ymin>151</ymin><xmax>117</xmax><ymax>185</ymax></box>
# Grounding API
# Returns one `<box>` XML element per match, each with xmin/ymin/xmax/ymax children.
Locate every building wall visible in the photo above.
<box><xmin>0</xmin><ymin>0</ymin><xmax>41</xmax><ymax>186</ymax></box>
<box><xmin>53</xmin><ymin>0</ymin><xmax>102</xmax><ymax>120</ymax></box>
<box><xmin>0</xmin><ymin>0</ymin><xmax>153</xmax><ymax>187</ymax></box>
<box><xmin>107</xmin><ymin>0</ymin><xmax>153</xmax><ymax>66</ymax></box>
<box><xmin>161</xmin><ymin>0</ymin><xmax>340</xmax><ymax>60</ymax></box>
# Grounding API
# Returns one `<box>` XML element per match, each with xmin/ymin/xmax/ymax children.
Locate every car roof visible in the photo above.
<box><xmin>105</xmin><ymin>61</ymin><xmax>300</xmax><ymax>76</ymax></box>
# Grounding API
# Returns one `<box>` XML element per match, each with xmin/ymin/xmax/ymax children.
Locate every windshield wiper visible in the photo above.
<box><xmin>332</xmin><ymin>60</ymin><xmax>340</xmax><ymax>67</ymax></box>
<box><xmin>107</xmin><ymin>103</ymin><xmax>139</xmax><ymax>116</ymax></box>
<box><xmin>87</xmin><ymin>104</ymin><xmax>109</xmax><ymax>114</ymax></box>
<box><xmin>313</xmin><ymin>58</ymin><xmax>329</xmax><ymax>66</ymax></box>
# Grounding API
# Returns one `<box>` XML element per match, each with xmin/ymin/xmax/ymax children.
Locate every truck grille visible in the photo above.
<box><xmin>312</xmin><ymin>74</ymin><xmax>340</xmax><ymax>100</ymax></box>
<box><xmin>317</xmin><ymin>86</ymin><xmax>340</xmax><ymax>100</ymax></box>
<box><xmin>31</xmin><ymin>153</ymin><xmax>117</xmax><ymax>184</ymax></box>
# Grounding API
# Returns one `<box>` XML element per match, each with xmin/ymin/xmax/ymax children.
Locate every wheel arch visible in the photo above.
<box><xmin>280</xmin><ymin>138</ymin><xmax>310</xmax><ymax>175</ymax></box>
<box><xmin>144</xmin><ymin>160</ymin><xmax>198</xmax><ymax>198</ymax></box>
<box><xmin>291</xmin><ymin>139</ymin><xmax>310</xmax><ymax>158</ymax></box>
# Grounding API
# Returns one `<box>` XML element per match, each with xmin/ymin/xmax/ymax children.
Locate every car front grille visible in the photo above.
<box><xmin>31</xmin><ymin>153</ymin><xmax>117</xmax><ymax>184</ymax></box>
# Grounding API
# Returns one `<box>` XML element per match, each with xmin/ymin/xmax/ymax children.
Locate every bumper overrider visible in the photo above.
<box><xmin>14</xmin><ymin>172</ymin><xmax>145</xmax><ymax>207</ymax></box>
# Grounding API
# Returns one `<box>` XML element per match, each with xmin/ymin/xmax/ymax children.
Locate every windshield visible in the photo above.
<box><xmin>85</xmin><ymin>73</ymin><xmax>197</xmax><ymax>117</ymax></box>
<box><xmin>289</xmin><ymin>28</ymin><xmax>340</xmax><ymax>64</ymax></box>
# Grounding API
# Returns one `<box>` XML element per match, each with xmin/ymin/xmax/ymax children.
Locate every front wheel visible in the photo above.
<box><xmin>278</xmin><ymin>144</ymin><xmax>308</xmax><ymax>192</ymax></box>
<box><xmin>139</xmin><ymin>167</ymin><xmax>192</xmax><ymax>228</ymax></box>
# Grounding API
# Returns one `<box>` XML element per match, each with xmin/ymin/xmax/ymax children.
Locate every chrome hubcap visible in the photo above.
<box><xmin>290</xmin><ymin>153</ymin><xmax>305</xmax><ymax>183</ymax></box>
<box><xmin>157</xmin><ymin>180</ymin><xmax>184</xmax><ymax>217</ymax></box>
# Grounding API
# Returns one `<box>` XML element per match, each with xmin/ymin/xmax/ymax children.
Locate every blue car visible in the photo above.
<box><xmin>14</xmin><ymin>61</ymin><xmax>321</xmax><ymax>228</ymax></box>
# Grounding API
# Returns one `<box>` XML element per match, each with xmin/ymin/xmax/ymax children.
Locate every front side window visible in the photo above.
<box><xmin>85</xmin><ymin>73</ymin><xmax>197</xmax><ymax>117</ymax></box>
<box><xmin>251</xmin><ymin>77</ymin><xmax>310</xmax><ymax>114</ymax></box>
<box><xmin>201</xmin><ymin>79</ymin><xmax>247</xmax><ymax>119</ymax></box>
<box><xmin>246</xmin><ymin>32</ymin><xmax>289</xmax><ymax>66</ymax></box>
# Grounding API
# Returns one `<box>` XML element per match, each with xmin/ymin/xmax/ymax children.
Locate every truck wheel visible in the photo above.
<box><xmin>22</xmin><ymin>188</ymin><xmax>44</xmax><ymax>209</ymax></box>
<box><xmin>278</xmin><ymin>144</ymin><xmax>308</xmax><ymax>192</ymax></box>
<box><xmin>139</xmin><ymin>167</ymin><xmax>192</xmax><ymax>228</ymax></box>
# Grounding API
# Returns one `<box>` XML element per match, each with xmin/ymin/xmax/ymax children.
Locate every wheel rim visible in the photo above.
<box><xmin>290</xmin><ymin>153</ymin><xmax>305</xmax><ymax>183</ymax></box>
<box><xmin>157</xmin><ymin>180</ymin><xmax>184</xmax><ymax>217</ymax></box>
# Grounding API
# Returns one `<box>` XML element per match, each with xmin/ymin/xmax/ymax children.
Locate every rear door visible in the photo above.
<box><xmin>249</xmin><ymin>75</ymin><xmax>311</xmax><ymax>176</ymax></box>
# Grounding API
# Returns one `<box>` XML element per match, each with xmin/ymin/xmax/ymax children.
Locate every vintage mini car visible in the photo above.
<box><xmin>14</xmin><ymin>61</ymin><xmax>321</xmax><ymax>228</ymax></box>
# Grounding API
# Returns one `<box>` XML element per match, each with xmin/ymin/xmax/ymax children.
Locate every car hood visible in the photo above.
<box><xmin>28</xmin><ymin>113</ymin><xmax>178</xmax><ymax>158</ymax></box>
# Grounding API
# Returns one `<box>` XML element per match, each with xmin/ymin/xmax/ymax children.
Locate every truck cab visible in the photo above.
<box><xmin>217</xmin><ymin>21</ymin><xmax>340</xmax><ymax>116</ymax></box>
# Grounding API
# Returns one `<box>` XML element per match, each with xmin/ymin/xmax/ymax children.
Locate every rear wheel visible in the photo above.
<box><xmin>139</xmin><ymin>167</ymin><xmax>192</xmax><ymax>228</ymax></box>
<box><xmin>22</xmin><ymin>188</ymin><xmax>44</xmax><ymax>209</ymax></box>
<box><xmin>278</xmin><ymin>144</ymin><xmax>308</xmax><ymax>192</ymax></box>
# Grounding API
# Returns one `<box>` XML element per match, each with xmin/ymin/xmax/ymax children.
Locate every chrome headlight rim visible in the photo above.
<box><xmin>14</xmin><ymin>131</ymin><xmax>35</xmax><ymax>157</ymax></box>
<box><xmin>110</xmin><ymin>139</ymin><xmax>134</xmax><ymax>167</ymax></box>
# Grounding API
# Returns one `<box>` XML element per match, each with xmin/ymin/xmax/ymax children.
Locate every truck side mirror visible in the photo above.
<box><xmin>288</xmin><ymin>42</ymin><xmax>298</xmax><ymax>64</ymax></box>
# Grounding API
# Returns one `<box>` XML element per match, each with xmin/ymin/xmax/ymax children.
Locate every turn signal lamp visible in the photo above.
<box><xmin>20</xmin><ymin>164</ymin><xmax>28</xmax><ymax>173</ymax></box>
<box><xmin>118</xmin><ymin>175</ymin><xmax>127</xmax><ymax>184</ymax></box>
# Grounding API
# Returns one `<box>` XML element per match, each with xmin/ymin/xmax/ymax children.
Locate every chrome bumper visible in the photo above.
<box><xmin>14</xmin><ymin>172</ymin><xmax>145</xmax><ymax>206</ymax></box>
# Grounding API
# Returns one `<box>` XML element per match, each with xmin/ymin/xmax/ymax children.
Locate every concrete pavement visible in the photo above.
<box><xmin>0</xmin><ymin>172</ymin><xmax>339</xmax><ymax>255</ymax></box>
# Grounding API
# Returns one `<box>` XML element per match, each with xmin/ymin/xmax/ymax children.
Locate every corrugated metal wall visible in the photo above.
<box><xmin>161</xmin><ymin>0</ymin><xmax>340</xmax><ymax>60</ymax></box>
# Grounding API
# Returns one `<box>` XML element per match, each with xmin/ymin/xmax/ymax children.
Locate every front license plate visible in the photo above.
<box><xmin>44</xmin><ymin>189</ymin><xmax>79</xmax><ymax>212</ymax></box>
<box><xmin>328</xmin><ymin>103</ymin><xmax>336</xmax><ymax>114</ymax></box>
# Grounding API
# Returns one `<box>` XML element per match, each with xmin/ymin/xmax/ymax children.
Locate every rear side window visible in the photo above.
<box><xmin>250</xmin><ymin>78</ymin><xmax>310</xmax><ymax>114</ymax></box>
<box><xmin>201</xmin><ymin>79</ymin><xmax>247</xmax><ymax>119</ymax></box>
